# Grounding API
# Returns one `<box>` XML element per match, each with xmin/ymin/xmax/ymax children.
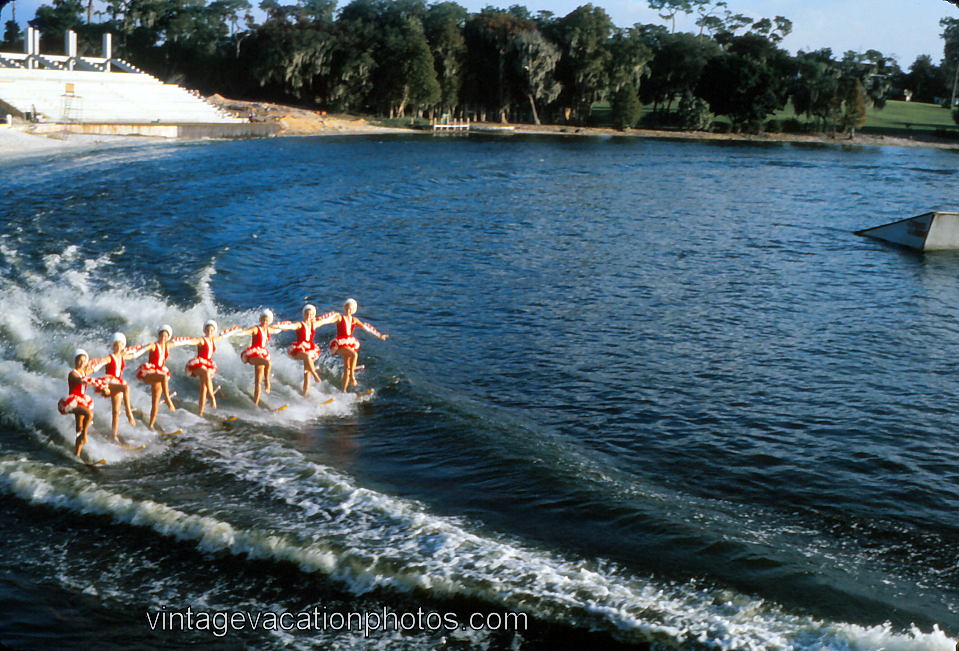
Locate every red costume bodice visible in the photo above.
<box><xmin>296</xmin><ymin>321</ymin><xmax>315</xmax><ymax>345</ymax></box>
<box><xmin>105</xmin><ymin>353</ymin><xmax>124</xmax><ymax>377</ymax></box>
<box><xmin>68</xmin><ymin>371</ymin><xmax>88</xmax><ymax>396</ymax></box>
<box><xmin>150</xmin><ymin>342</ymin><xmax>169</xmax><ymax>367</ymax></box>
<box><xmin>251</xmin><ymin>326</ymin><xmax>269</xmax><ymax>348</ymax></box>
<box><xmin>197</xmin><ymin>337</ymin><xmax>215</xmax><ymax>360</ymax></box>
<box><xmin>336</xmin><ymin>316</ymin><xmax>355</xmax><ymax>338</ymax></box>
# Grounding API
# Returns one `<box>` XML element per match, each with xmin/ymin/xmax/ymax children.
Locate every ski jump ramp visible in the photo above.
<box><xmin>855</xmin><ymin>211</ymin><xmax>959</xmax><ymax>252</ymax></box>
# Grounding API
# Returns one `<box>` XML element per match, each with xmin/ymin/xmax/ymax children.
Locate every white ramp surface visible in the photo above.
<box><xmin>855</xmin><ymin>211</ymin><xmax>959</xmax><ymax>251</ymax></box>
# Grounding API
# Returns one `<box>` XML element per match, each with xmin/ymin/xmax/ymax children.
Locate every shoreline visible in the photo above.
<box><xmin>159</xmin><ymin>95</ymin><xmax>959</xmax><ymax>151</ymax></box>
<box><xmin>5</xmin><ymin>102</ymin><xmax>959</xmax><ymax>162</ymax></box>
<box><xmin>0</xmin><ymin>122</ymin><xmax>415</xmax><ymax>164</ymax></box>
<box><xmin>508</xmin><ymin>122</ymin><xmax>959</xmax><ymax>150</ymax></box>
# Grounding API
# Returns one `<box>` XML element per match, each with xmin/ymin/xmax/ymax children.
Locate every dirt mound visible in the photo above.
<box><xmin>204</xmin><ymin>95</ymin><xmax>401</xmax><ymax>135</ymax></box>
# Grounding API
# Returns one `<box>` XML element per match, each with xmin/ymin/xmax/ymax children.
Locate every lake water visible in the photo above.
<box><xmin>0</xmin><ymin>133</ymin><xmax>956</xmax><ymax>649</ymax></box>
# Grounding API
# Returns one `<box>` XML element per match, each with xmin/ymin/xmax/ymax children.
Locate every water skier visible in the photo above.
<box><xmin>58</xmin><ymin>349</ymin><xmax>104</xmax><ymax>457</ymax></box>
<box><xmin>184</xmin><ymin>320</ymin><xmax>241</xmax><ymax>416</ymax></box>
<box><xmin>136</xmin><ymin>325</ymin><xmax>191</xmax><ymax>429</ymax></box>
<box><xmin>237</xmin><ymin>309</ymin><xmax>292</xmax><ymax>407</ymax></box>
<box><xmin>90</xmin><ymin>332</ymin><xmax>143</xmax><ymax>441</ymax></box>
<box><xmin>322</xmin><ymin>299</ymin><xmax>388</xmax><ymax>392</ymax></box>
<box><xmin>287</xmin><ymin>304</ymin><xmax>331</xmax><ymax>396</ymax></box>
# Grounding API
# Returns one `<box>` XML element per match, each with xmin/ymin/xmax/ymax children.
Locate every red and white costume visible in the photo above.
<box><xmin>91</xmin><ymin>353</ymin><xmax>127</xmax><ymax>397</ymax></box>
<box><xmin>136</xmin><ymin>342</ymin><xmax>171</xmax><ymax>381</ymax></box>
<box><xmin>185</xmin><ymin>337</ymin><xmax>217</xmax><ymax>376</ymax></box>
<box><xmin>288</xmin><ymin>320</ymin><xmax>320</xmax><ymax>361</ymax></box>
<box><xmin>241</xmin><ymin>326</ymin><xmax>271</xmax><ymax>362</ymax></box>
<box><xmin>58</xmin><ymin>371</ymin><xmax>95</xmax><ymax>414</ymax></box>
<box><xmin>329</xmin><ymin>316</ymin><xmax>382</xmax><ymax>353</ymax></box>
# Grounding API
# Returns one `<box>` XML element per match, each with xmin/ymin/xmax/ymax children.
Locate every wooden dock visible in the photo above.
<box><xmin>431</xmin><ymin>116</ymin><xmax>469</xmax><ymax>134</ymax></box>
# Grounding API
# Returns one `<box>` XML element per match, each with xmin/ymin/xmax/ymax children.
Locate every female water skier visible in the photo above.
<box><xmin>183</xmin><ymin>320</ymin><xmax>241</xmax><ymax>416</ymax></box>
<box><xmin>322</xmin><ymin>298</ymin><xmax>388</xmax><ymax>392</ymax></box>
<box><xmin>287</xmin><ymin>304</ymin><xmax>333</xmax><ymax>396</ymax></box>
<box><xmin>90</xmin><ymin>332</ymin><xmax>143</xmax><ymax>441</ymax></box>
<box><xmin>58</xmin><ymin>349</ymin><xmax>106</xmax><ymax>457</ymax></box>
<box><xmin>135</xmin><ymin>325</ymin><xmax>192</xmax><ymax>429</ymax></box>
<box><xmin>237</xmin><ymin>309</ymin><xmax>294</xmax><ymax>407</ymax></box>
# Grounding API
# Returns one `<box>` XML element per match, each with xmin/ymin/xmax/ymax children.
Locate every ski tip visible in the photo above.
<box><xmin>321</xmin><ymin>397</ymin><xmax>335</xmax><ymax>405</ymax></box>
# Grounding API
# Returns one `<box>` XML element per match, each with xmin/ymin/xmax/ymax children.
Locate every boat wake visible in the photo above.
<box><xmin>0</xmin><ymin>244</ymin><xmax>952</xmax><ymax>650</ymax></box>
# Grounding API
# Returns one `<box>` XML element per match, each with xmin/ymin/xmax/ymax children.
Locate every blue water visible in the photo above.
<box><xmin>0</xmin><ymin>134</ymin><xmax>956</xmax><ymax>649</ymax></box>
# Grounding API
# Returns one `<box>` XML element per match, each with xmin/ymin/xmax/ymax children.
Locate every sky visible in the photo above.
<box><xmin>3</xmin><ymin>0</ymin><xmax>957</xmax><ymax>66</ymax></box>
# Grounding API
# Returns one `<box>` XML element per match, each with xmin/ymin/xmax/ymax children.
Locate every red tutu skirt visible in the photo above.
<box><xmin>58</xmin><ymin>393</ymin><xmax>93</xmax><ymax>414</ymax></box>
<box><xmin>329</xmin><ymin>336</ymin><xmax>359</xmax><ymax>353</ymax></box>
<box><xmin>136</xmin><ymin>363</ymin><xmax>170</xmax><ymax>382</ymax></box>
<box><xmin>90</xmin><ymin>375</ymin><xmax>125</xmax><ymax>397</ymax></box>
<box><xmin>185</xmin><ymin>356</ymin><xmax>217</xmax><ymax>376</ymax></box>
<box><xmin>289</xmin><ymin>341</ymin><xmax>320</xmax><ymax>361</ymax></box>
<box><xmin>241</xmin><ymin>346</ymin><xmax>270</xmax><ymax>363</ymax></box>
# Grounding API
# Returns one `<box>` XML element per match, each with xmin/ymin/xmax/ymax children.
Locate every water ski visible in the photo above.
<box><xmin>188</xmin><ymin>403</ymin><xmax>238</xmax><ymax>424</ymax></box>
<box><xmin>200</xmin><ymin>412</ymin><xmax>238</xmax><ymax>425</ymax></box>
<box><xmin>81</xmin><ymin>457</ymin><xmax>106</xmax><ymax>467</ymax></box>
<box><xmin>251</xmin><ymin>398</ymin><xmax>288</xmax><ymax>413</ymax></box>
<box><xmin>247</xmin><ymin>392</ymin><xmax>288</xmax><ymax>412</ymax></box>
<box><xmin>117</xmin><ymin>440</ymin><xmax>147</xmax><ymax>451</ymax></box>
<box><xmin>321</xmin><ymin>397</ymin><xmax>335</xmax><ymax>405</ymax></box>
<box><xmin>133</xmin><ymin>409</ymin><xmax>182</xmax><ymax>436</ymax></box>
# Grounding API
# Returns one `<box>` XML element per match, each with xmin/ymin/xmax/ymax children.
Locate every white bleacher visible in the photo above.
<box><xmin>0</xmin><ymin>29</ymin><xmax>241</xmax><ymax>125</ymax></box>
<box><xmin>0</xmin><ymin>68</ymin><xmax>242</xmax><ymax>123</ymax></box>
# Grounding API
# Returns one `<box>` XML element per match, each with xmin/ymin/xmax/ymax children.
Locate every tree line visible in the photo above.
<box><xmin>2</xmin><ymin>0</ymin><xmax>959</xmax><ymax>133</ymax></box>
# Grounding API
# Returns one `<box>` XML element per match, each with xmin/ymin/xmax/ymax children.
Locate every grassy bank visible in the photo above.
<box><xmin>587</xmin><ymin>99</ymin><xmax>959</xmax><ymax>140</ymax></box>
<box><xmin>767</xmin><ymin>99</ymin><xmax>957</xmax><ymax>138</ymax></box>
<box><xmin>859</xmin><ymin>100</ymin><xmax>957</xmax><ymax>138</ymax></box>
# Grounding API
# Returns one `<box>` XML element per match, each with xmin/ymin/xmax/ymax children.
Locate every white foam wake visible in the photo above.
<box><xmin>0</xmin><ymin>456</ymin><xmax>950</xmax><ymax>651</ymax></box>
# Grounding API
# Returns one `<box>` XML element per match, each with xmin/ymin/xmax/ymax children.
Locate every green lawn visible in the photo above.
<box><xmin>860</xmin><ymin>100</ymin><xmax>957</xmax><ymax>137</ymax></box>
<box><xmin>771</xmin><ymin>99</ymin><xmax>956</xmax><ymax>134</ymax></box>
<box><xmin>589</xmin><ymin>98</ymin><xmax>959</xmax><ymax>139</ymax></box>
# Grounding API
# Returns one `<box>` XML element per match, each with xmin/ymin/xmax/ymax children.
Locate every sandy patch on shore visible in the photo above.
<box><xmin>207</xmin><ymin>95</ymin><xmax>416</xmax><ymax>136</ymax></box>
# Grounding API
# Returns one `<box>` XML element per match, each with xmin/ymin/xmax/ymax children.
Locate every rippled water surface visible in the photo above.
<box><xmin>0</xmin><ymin>134</ymin><xmax>957</xmax><ymax>649</ymax></box>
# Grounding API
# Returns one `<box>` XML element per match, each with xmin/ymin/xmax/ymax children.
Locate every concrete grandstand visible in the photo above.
<box><xmin>0</xmin><ymin>28</ymin><xmax>276</xmax><ymax>138</ymax></box>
